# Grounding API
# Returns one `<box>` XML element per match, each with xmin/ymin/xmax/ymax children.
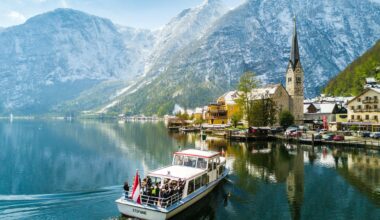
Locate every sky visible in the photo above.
<box><xmin>0</xmin><ymin>0</ymin><xmax>245</xmax><ymax>29</ymax></box>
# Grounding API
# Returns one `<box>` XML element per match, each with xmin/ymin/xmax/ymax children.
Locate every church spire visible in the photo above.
<box><xmin>290</xmin><ymin>17</ymin><xmax>300</xmax><ymax>70</ymax></box>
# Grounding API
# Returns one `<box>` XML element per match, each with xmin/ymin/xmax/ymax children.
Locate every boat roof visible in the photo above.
<box><xmin>174</xmin><ymin>149</ymin><xmax>220</xmax><ymax>158</ymax></box>
<box><xmin>148</xmin><ymin>165</ymin><xmax>206</xmax><ymax>180</ymax></box>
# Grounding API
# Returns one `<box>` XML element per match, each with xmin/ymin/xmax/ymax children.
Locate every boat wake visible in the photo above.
<box><xmin>0</xmin><ymin>185</ymin><xmax>122</xmax><ymax>219</ymax></box>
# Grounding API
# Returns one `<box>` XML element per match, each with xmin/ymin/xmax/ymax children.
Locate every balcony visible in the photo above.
<box><xmin>353</xmin><ymin>109</ymin><xmax>380</xmax><ymax>113</ymax></box>
<box><xmin>362</xmin><ymin>99</ymin><xmax>379</xmax><ymax>104</ymax></box>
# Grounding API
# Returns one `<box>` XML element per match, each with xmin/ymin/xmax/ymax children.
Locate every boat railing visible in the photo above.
<box><xmin>124</xmin><ymin>190</ymin><xmax>183</xmax><ymax>208</ymax></box>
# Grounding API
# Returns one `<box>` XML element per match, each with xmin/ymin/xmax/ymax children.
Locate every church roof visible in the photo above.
<box><xmin>249</xmin><ymin>84</ymin><xmax>284</xmax><ymax>100</ymax></box>
<box><xmin>290</xmin><ymin>18</ymin><xmax>300</xmax><ymax>70</ymax></box>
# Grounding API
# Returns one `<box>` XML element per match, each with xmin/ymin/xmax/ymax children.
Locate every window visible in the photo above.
<box><xmin>218</xmin><ymin>165</ymin><xmax>224</xmax><ymax>177</ymax></box>
<box><xmin>358</xmin><ymin>105</ymin><xmax>361</xmax><ymax>109</ymax></box>
<box><xmin>196</xmin><ymin>158</ymin><xmax>207</xmax><ymax>169</ymax></box>
<box><xmin>194</xmin><ymin>177</ymin><xmax>201</xmax><ymax>190</ymax></box>
<box><xmin>357</xmin><ymin>115</ymin><xmax>361</xmax><ymax>120</ymax></box>
<box><xmin>374</xmin><ymin>115</ymin><xmax>378</xmax><ymax>121</ymax></box>
<box><xmin>375</xmin><ymin>96</ymin><xmax>378</xmax><ymax>100</ymax></box>
<box><xmin>173</xmin><ymin>155</ymin><xmax>183</xmax><ymax>166</ymax></box>
<box><xmin>375</xmin><ymin>105</ymin><xmax>378</xmax><ymax>109</ymax></box>
<box><xmin>366</xmin><ymin>115</ymin><xmax>369</xmax><ymax>120</ymax></box>
<box><xmin>183</xmin><ymin>156</ymin><xmax>197</xmax><ymax>168</ymax></box>
<box><xmin>187</xmin><ymin>179</ymin><xmax>194</xmax><ymax>195</ymax></box>
<box><xmin>351</xmin><ymin>106</ymin><xmax>355</xmax><ymax>110</ymax></box>
<box><xmin>288</xmin><ymin>77</ymin><xmax>292</xmax><ymax>82</ymax></box>
<box><xmin>351</xmin><ymin>115</ymin><xmax>354</xmax><ymax>120</ymax></box>
<box><xmin>201</xmin><ymin>174</ymin><xmax>208</xmax><ymax>185</ymax></box>
<box><xmin>358</xmin><ymin>98</ymin><xmax>361</xmax><ymax>102</ymax></box>
<box><xmin>296</xmin><ymin>77</ymin><xmax>301</xmax><ymax>83</ymax></box>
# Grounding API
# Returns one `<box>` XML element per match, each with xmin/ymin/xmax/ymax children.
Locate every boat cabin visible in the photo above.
<box><xmin>133</xmin><ymin>149</ymin><xmax>226</xmax><ymax>208</ymax></box>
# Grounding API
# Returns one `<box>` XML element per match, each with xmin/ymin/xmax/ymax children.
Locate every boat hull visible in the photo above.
<box><xmin>116</xmin><ymin>171</ymin><xmax>227</xmax><ymax>220</ymax></box>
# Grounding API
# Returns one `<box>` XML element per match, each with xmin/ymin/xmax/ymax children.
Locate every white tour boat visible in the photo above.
<box><xmin>116</xmin><ymin>149</ymin><xmax>228</xmax><ymax>219</ymax></box>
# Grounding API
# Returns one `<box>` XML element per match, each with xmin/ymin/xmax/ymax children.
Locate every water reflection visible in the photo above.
<box><xmin>1</xmin><ymin>121</ymin><xmax>379</xmax><ymax>219</ymax></box>
<box><xmin>193</xmin><ymin>135</ymin><xmax>380</xmax><ymax>219</ymax></box>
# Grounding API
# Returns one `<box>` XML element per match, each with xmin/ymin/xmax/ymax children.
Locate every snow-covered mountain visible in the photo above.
<box><xmin>144</xmin><ymin>0</ymin><xmax>227</xmax><ymax>76</ymax></box>
<box><xmin>107</xmin><ymin>0</ymin><xmax>380</xmax><ymax>115</ymax></box>
<box><xmin>0</xmin><ymin>9</ymin><xmax>150</xmax><ymax>113</ymax></box>
<box><xmin>118</xmin><ymin>26</ymin><xmax>156</xmax><ymax>77</ymax></box>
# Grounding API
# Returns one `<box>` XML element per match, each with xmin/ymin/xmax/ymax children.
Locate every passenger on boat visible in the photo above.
<box><xmin>123</xmin><ymin>181</ymin><xmax>129</xmax><ymax>192</ymax></box>
<box><xmin>123</xmin><ymin>181</ymin><xmax>129</xmax><ymax>199</ymax></box>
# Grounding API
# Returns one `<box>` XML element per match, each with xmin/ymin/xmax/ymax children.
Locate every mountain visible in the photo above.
<box><xmin>118</xmin><ymin>26</ymin><xmax>156</xmax><ymax>77</ymax></box>
<box><xmin>144</xmin><ymin>0</ymin><xmax>227</xmax><ymax>76</ymax></box>
<box><xmin>104</xmin><ymin>0</ymin><xmax>380</xmax><ymax>115</ymax></box>
<box><xmin>0</xmin><ymin>9</ymin><xmax>149</xmax><ymax>114</ymax></box>
<box><xmin>323</xmin><ymin>40</ymin><xmax>380</xmax><ymax>96</ymax></box>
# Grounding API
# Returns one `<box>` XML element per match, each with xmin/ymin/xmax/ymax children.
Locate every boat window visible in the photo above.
<box><xmin>213</xmin><ymin>158</ymin><xmax>217</xmax><ymax>170</ymax></box>
<box><xmin>183</xmin><ymin>156</ymin><xmax>197</xmax><ymax>168</ymax></box>
<box><xmin>187</xmin><ymin>179</ymin><xmax>195</xmax><ymax>195</ymax></box>
<box><xmin>194</xmin><ymin>177</ymin><xmax>201</xmax><ymax>190</ymax></box>
<box><xmin>208</xmin><ymin>159</ymin><xmax>213</xmax><ymax>171</ymax></box>
<box><xmin>197</xmin><ymin>158</ymin><xmax>207</xmax><ymax>169</ymax></box>
<box><xmin>201</xmin><ymin>173</ymin><xmax>208</xmax><ymax>185</ymax></box>
<box><xmin>147</xmin><ymin>176</ymin><xmax>162</xmax><ymax>186</ymax></box>
<box><xmin>219</xmin><ymin>165</ymin><xmax>224</xmax><ymax>176</ymax></box>
<box><xmin>173</xmin><ymin>155</ymin><xmax>184</xmax><ymax>166</ymax></box>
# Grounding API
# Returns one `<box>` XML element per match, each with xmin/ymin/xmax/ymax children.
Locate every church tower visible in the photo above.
<box><xmin>286</xmin><ymin>18</ymin><xmax>304</xmax><ymax>124</ymax></box>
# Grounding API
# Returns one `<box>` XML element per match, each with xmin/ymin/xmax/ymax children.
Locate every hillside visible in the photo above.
<box><xmin>323</xmin><ymin>40</ymin><xmax>380</xmax><ymax>96</ymax></box>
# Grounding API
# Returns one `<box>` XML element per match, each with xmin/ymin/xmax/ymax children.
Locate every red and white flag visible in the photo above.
<box><xmin>131</xmin><ymin>170</ymin><xmax>141</xmax><ymax>204</ymax></box>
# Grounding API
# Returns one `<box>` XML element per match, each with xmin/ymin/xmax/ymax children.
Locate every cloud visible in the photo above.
<box><xmin>60</xmin><ymin>0</ymin><xmax>69</xmax><ymax>8</ymax></box>
<box><xmin>7</xmin><ymin>11</ymin><xmax>26</xmax><ymax>23</ymax></box>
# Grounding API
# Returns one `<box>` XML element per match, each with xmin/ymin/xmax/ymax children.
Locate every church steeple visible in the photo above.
<box><xmin>285</xmin><ymin>16</ymin><xmax>304</xmax><ymax>125</ymax></box>
<box><xmin>290</xmin><ymin>17</ymin><xmax>300</xmax><ymax>70</ymax></box>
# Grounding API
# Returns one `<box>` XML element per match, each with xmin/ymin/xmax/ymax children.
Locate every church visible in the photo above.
<box><xmin>207</xmin><ymin>18</ymin><xmax>304</xmax><ymax>125</ymax></box>
<box><xmin>244</xmin><ymin>18</ymin><xmax>304</xmax><ymax>124</ymax></box>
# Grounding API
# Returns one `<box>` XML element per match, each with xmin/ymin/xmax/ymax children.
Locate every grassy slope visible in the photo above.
<box><xmin>323</xmin><ymin>40</ymin><xmax>380</xmax><ymax>96</ymax></box>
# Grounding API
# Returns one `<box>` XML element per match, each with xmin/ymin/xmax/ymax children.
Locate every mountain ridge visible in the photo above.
<box><xmin>104</xmin><ymin>0</ymin><xmax>380</xmax><ymax>115</ymax></box>
<box><xmin>0</xmin><ymin>8</ymin><xmax>149</xmax><ymax>114</ymax></box>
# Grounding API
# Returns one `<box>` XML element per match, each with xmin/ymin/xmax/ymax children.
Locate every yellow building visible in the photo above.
<box><xmin>205</xmin><ymin>103</ymin><xmax>228</xmax><ymax>124</ymax></box>
<box><xmin>193</xmin><ymin>107</ymin><xmax>204</xmax><ymax>121</ymax></box>
<box><xmin>347</xmin><ymin>88</ymin><xmax>380</xmax><ymax>123</ymax></box>
<box><xmin>205</xmin><ymin>91</ymin><xmax>244</xmax><ymax>125</ymax></box>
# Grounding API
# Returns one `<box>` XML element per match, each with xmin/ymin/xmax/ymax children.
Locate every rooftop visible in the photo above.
<box><xmin>174</xmin><ymin>149</ymin><xmax>220</xmax><ymax>158</ymax></box>
<box><xmin>148</xmin><ymin>165</ymin><xmax>206</xmax><ymax>180</ymax></box>
<box><xmin>249</xmin><ymin>84</ymin><xmax>281</xmax><ymax>100</ymax></box>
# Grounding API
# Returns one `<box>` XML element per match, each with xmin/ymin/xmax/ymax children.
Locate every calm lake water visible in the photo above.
<box><xmin>0</xmin><ymin>120</ymin><xmax>379</xmax><ymax>220</ymax></box>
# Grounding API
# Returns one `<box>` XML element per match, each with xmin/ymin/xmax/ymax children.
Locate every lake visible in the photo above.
<box><xmin>0</xmin><ymin>120</ymin><xmax>379</xmax><ymax>220</ymax></box>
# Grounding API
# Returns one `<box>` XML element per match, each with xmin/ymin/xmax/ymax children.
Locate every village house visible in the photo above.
<box><xmin>347</xmin><ymin>87</ymin><xmax>380</xmax><ymax>124</ymax></box>
<box><xmin>303</xmin><ymin>102</ymin><xmax>347</xmax><ymax>129</ymax></box>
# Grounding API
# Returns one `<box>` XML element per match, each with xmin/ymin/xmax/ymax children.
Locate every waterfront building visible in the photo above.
<box><xmin>205</xmin><ymin>102</ymin><xmax>228</xmax><ymax>124</ymax></box>
<box><xmin>303</xmin><ymin>102</ymin><xmax>347</xmax><ymax>129</ymax></box>
<box><xmin>193</xmin><ymin>107</ymin><xmax>204</xmax><ymax>120</ymax></box>
<box><xmin>217</xmin><ymin>91</ymin><xmax>240</xmax><ymax>121</ymax></box>
<box><xmin>347</xmin><ymin>87</ymin><xmax>380</xmax><ymax>123</ymax></box>
<box><xmin>205</xmin><ymin>91</ymin><xmax>240</xmax><ymax>125</ymax></box>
